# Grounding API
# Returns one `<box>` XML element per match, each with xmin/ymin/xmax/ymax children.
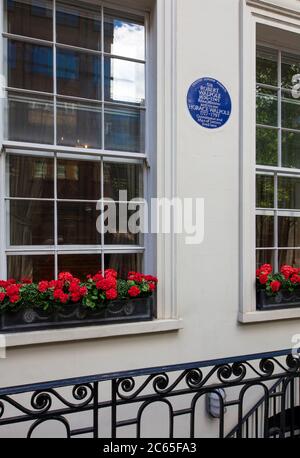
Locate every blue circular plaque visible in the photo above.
<box><xmin>187</xmin><ymin>77</ymin><xmax>232</xmax><ymax>129</ymax></box>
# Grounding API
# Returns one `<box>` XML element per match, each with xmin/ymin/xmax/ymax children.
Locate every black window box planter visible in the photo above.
<box><xmin>0</xmin><ymin>296</ymin><xmax>154</xmax><ymax>333</ymax></box>
<box><xmin>257</xmin><ymin>290</ymin><xmax>300</xmax><ymax>311</ymax></box>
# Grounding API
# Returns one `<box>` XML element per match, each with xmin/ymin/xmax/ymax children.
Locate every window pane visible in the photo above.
<box><xmin>7</xmin><ymin>93</ymin><xmax>54</xmax><ymax>144</ymax></box>
<box><xmin>7</xmin><ymin>40</ymin><xmax>53</xmax><ymax>93</ymax></box>
<box><xmin>279</xmin><ymin>216</ymin><xmax>300</xmax><ymax>248</ymax></box>
<box><xmin>104</xmin><ymin>205</ymin><xmax>141</xmax><ymax>245</ymax></box>
<box><xmin>56</xmin><ymin>2</ymin><xmax>101</xmax><ymax>50</ymax></box>
<box><xmin>7</xmin><ymin>255</ymin><xmax>54</xmax><ymax>281</ymax></box>
<box><xmin>57</xmin><ymin>202</ymin><xmax>100</xmax><ymax>245</ymax></box>
<box><xmin>9</xmin><ymin>155</ymin><xmax>54</xmax><ymax>198</ymax></box>
<box><xmin>104</xmin><ymin>105</ymin><xmax>145</xmax><ymax>153</ymax></box>
<box><xmin>57</xmin><ymin>100</ymin><xmax>102</xmax><ymax>148</ymax></box>
<box><xmin>57</xmin><ymin>48</ymin><xmax>101</xmax><ymax>100</ymax></box>
<box><xmin>278</xmin><ymin>177</ymin><xmax>300</xmax><ymax>210</ymax></box>
<box><xmin>279</xmin><ymin>250</ymin><xmax>300</xmax><ymax>268</ymax></box>
<box><xmin>256</xmin><ymin>250</ymin><xmax>274</xmax><ymax>269</ymax></box>
<box><xmin>282</xmin><ymin>89</ymin><xmax>300</xmax><ymax>130</ymax></box>
<box><xmin>282</xmin><ymin>130</ymin><xmax>300</xmax><ymax>169</ymax></box>
<box><xmin>57</xmin><ymin>159</ymin><xmax>101</xmax><ymax>200</ymax></box>
<box><xmin>256</xmin><ymin>127</ymin><xmax>278</xmax><ymax>166</ymax></box>
<box><xmin>58</xmin><ymin>254</ymin><xmax>101</xmax><ymax>280</ymax></box>
<box><xmin>105</xmin><ymin>253</ymin><xmax>143</xmax><ymax>278</ymax></box>
<box><xmin>282</xmin><ymin>52</ymin><xmax>300</xmax><ymax>90</ymax></box>
<box><xmin>104</xmin><ymin>162</ymin><xmax>143</xmax><ymax>201</ymax></box>
<box><xmin>256</xmin><ymin>87</ymin><xmax>278</xmax><ymax>126</ymax></box>
<box><xmin>256</xmin><ymin>46</ymin><xmax>278</xmax><ymax>86</ymax></box>
<box><xmin>9</xmin><ymin>200</ymin><xmax>54</xmax><ymax>245</ymax></box>
<box><xmin>256</xmin><ymin>175</ymin><xmax>274</xmax><ymax>208</ymax></box>
<box><xmin>6</xmin><ymin>0</ymin><xmax>53</xmax><ymax>41</ymax></box>
<box><xmin>256</xmin><ymin>215</ymin><xmax>274</xmax><ymax>248</ymax></box>
<box><xmin>104</xmin><ymin>57</ymin><xmax>145</xmax><ymax>106</ymax></box>
<box><xmin>104</xmin><ymin>10</ymin><xmax>145</xmax><ymax>60</ymax></box>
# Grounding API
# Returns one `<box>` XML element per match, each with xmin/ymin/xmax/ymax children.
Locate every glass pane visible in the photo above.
<box><xmin>104</xmin><ymin>204</ymin><xmax>141</xmax><ymax>245</ymax></box>
<box><xmin>104</xmin><ymin>162</ymin><xmax>143</xmax><ymax>201</ymax></box>
<box><xmin>282</xmin><ymin>89</ymin><xmax>300</xmax><ymax>130</ymax></box>
<box><xmin>256</xmin><ymin>250</ymin><xmax>274</xmax><ymax>269</ymax></box>
<box><xmin>104</xmin><ymin>10</ymin><xmax>145</xmax><ymax>60</ymax></box>
<box><xmin>279</xmin><ymin>216</ymin><xmax>300</xmax><ymax>248</ymax></box>
<box><xmin>57</xmin><ymin>48</ymin><xmax>101</xmax><ymax>100</ymax></box>
<box><xmin>7</xmin><ymin>255</ymin><xmax>54</xmax><ymax>281</ymax></box>
<box><xmin>9</xmin><ymin>155</ymin><xmax>54</xmax><ymax>198</ymax></box>
<box><xmin>279</xmin><ymin>250</ymin><xmax>300</xmax><ymax>268</ymax></box>
<box><xmin>56</xmin><ymin>2</ymin><xmax>101</xmax><ymax>50</ymax></box>
<box><xmin>7</xmin><ymin>93</ymin><xmax>54</xmax><ymax>144</ymax></box>
<box><xmin>6</xmin><ymin>0</ymin><xmax>53</xmax><ymax>41</ymax></box>
<box><xmin>57</xmin><ymin>202</ymin><xmax>100</xmax><ymax>245</ymax></box>
<box><xmin>58</xmin><ymin>254</ymin><xmax>101</xmax><ymax>280</ymax></box>
<box><xmin>282</xmin><ymin>130</ymin><xmax>300</xmax><ymax>169</ymax></box>
<box><xmin>57</xmin><ymin>159</ymin><xmax>101</xmax><ymax>200</ymax></box>
<box><xmin>256</xmin><ymin>215</ymin><xmax>274</xmax><ymax>248</ymax></box>
<box><xmin>104</xmin><ymin>253</ymin><xmax>143</xmax><ymax>278</ymax></box>
<box><xmin>7</xmin><ymin>40</ymin><xmax>53</xmax><ymax>93</ymax></box>
<box><xmin>57</xmin><ymin>100</ymin><xmax>102</xmax><ymax>148</ymax></box>
<box><xmin>9</xmin><ymin>200</ymin><xmax>54</xmax><ymax>245</ymax></box>
<box><xmin>256</xmin><ymin>175</ymin><xmax>274</xmax><ymax>208</ymax></box>
<box><xmin>256</xmin><ymin>46</ymin><xmax>278</xmax><ymax>86</ymax></box>
<box><xmin>256</xmin><ymin>87</ymin><xmax>278</xmax><ymax>126</ymax></box>
<box><xmin>278</xmin><ymin>177</ymin><xmax>300</xmax><ymax>210</ymax></box>
<box><xmin>282</xmin><ymin>52</ymin><xmax>300</xmax><ymax>90</ymax></box>
<box><xmin>104</xmin><ymin>57</ymin><xmax>145</xmax><ymax>105</ymax></box>
<box><xmin>104</xmin><ymin>105</ymin><xmax>145</xmax><ymax>153</ymax></box>
<box><xmin>256</xmin><ymin>127</ymin><xmax>278</xmax><ymax>166</ymax></box>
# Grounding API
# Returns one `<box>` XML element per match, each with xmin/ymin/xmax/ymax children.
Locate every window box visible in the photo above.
<box><xmin>256</xmin><ymin>290</ymin><xmax>300</xmax><ymax>311</ymax></box>
<box><xmin>0</xmin><ymin>296</ymin><xmax>154</xmax><ymax>333</ymax></box>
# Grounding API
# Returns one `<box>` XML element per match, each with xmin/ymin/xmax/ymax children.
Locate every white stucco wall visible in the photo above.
<box><xmin>0</xmin><ymin>0</ymin><xmax>300</xmax><ymax>437</ymax></box>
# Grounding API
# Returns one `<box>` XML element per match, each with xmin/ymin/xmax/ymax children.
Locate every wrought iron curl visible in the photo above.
<box><xmin>259</xmin><ymin>358</ymin><xmax>275</xmax><ymax>376</ymax></box>
<box><xmin>286</xmin><ymin>354</ymin><xmax>300</xmax><ymax>372</ymax></box>
<box><xmin>153</xmin><ymin>373</ymin><xmax>170</xmax><ymax>393</ymax></box>
<box><xmin>217</xmin><ymin>364</ymin><xmax>233</xmax><ymax>383</ymax></box>
<box><xmin>185</xmin><ymin>368</ymin><xmax>203</xmax><ymax>389</ymax></box>
<box><xmin>31</xmin><ymin>391</ymin><xmax>52</xmax><ymax>412</ymax></box>
<box><xmin>0</xmin><ymin>401</ymin><xmax>4</xmax><ymax>419</ymax></box>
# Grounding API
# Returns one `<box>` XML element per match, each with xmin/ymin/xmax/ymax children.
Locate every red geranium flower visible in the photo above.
<box><xmin>106</xmin><ymin>288</ymin><xmax>118</xmax><ymax>300</ymax></box>
<box><xmin>128</xmin><ymin>286</ymin><xmax>141</xmax><ymax>297</ymax></box>
<box><xmin>38</xmin><ymin>281</ymin><xmax>49</xmax><ymax>293</ymax></box>
<box><xmin>0</xmin><ymin>292</ymin><xmax>6</xmax><ymax>302</ymax></box>
<box><xmin>259</xmin><ymin>273</ymin><xmax>269</xmax><ymax>285</ymax></box>
<box><xmin>270</xmin><ymin>280</ymin><xmax>281</xmax><ymax>293</ymax></box>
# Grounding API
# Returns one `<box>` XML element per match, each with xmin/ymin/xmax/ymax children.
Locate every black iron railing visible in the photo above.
<box><xmin>0</xmin><ymin>348</ymin><xmax>299</xmax><ymax>438</ymax></box>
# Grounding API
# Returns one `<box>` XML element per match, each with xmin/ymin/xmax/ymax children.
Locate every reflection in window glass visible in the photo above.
<box><xmin>104</xmin><ymin>10</ymin><xmax>145</xmax><ymax>60</ymax></box>
<box><xmin>256</xmin><ymin>46</ymin><xmax>278</xmax><ymax>86</ymax></box>
<box><xmin>279</xmin><ymin>217</ymin><xmax>300</xmax><ymax>248</ymax></box>
<box><xmin>8</xmin><ymin>40</ymin><xmax>53</xmax><ymax>93</ymax></box>
<box><xmin>56</xmin><ymin>2</ymin><xmax>101</xmax><ymax>50</ymax></box>
<box><xmin>57</xmin><ymin>100</ymin><xmax>102</xmax><ymax>148</ymax></box>
<box><xmin>9</xmin><ymin>155</ymin><xmax>54</xmax><ymax>198</ymax></box>
<box><xmin>105</xmin><ymin>253</ymin><xmax>143</xmax><ymax>277</ymax></box>
<box><xmin>278</xmin><ymin>177</ymin><xmax>300</xmax><ymax>210</ymax></box>
<box><xmin>57</xmin><ymin>48</ymin><xmax>101</xmax><ymax>100</ymax></box>
<box><xmin>105</xmin><ymin>105</ymin><xmax>145</xmax><ymax>153</ymax></box>
<box><xmin>281</xmin><ymin>52</ymin><xmax>300</xmax><ymax>89</ymax></box>
<box><xmin>9</xmin><ymin>200</ymin><xmax>54</xmax><ymax>245</ymax></box>
<box><xmin>6</xmin><ymin>0</ymin><xmax>53</xmax><ymax>41</ymax></box>
<box><xmin>256</xmin><ymin>175</ymin><xmax>274</xmax><ymax>208</ymax></box>
<box><xmin>256</xmin><ymin>215</ymin><xmax>274</xmax><ymax>248</ymax></box>
<box><xmin>282</xmin><ymin>131</ymin><xmax>300</xmax><ymax>169</ymax></box>
<box><xmin>7</xmin><ymin>93</ymin><xmax>54</xmax><ymax>144</ymax></box>
<box><xmin>104</xmin><ymin>163</ymin><xmax>143</xmax><ymax>201</ymax></box>
<box><xmin>256</xmin><ymin>87</ymin><xmax>278</xmax><ymax>126</ymax></box>
<box><xmin>58</xmin><ymin>255</ymin><xmax>101</xmax><ymax>280</ymax></box>
<box><xmin>256</xmin><ymin>127</ymin><xmax>278</xmax><ymax>166</ymax></box>
<box><xmin>279</xmin><ymin>250</ymin><xmax>300</xmax><ymax>268</ymax></box>
<box><xmin>57</xmin><ymin>159</ymin><xmax>101</xmax><ymax>200</ymax></box>
<box><xmin>282</xmin><ymin>89</ymin><xmax>300</xmax><ymax>130</ymax></box>
<box><xmin>7</xmin><ymin>255</ymin><xmax>55</xmax><ymax>281</ymax></box>
<box><xmin>57</xmin><ymin>202</ymin><xmax>101</xmax><ymax>245</ymax></box>
<box><xmin>256</xmin><ymin>250</ymin><xmax>274</xmax><ymax>270</ymax></box>
<box><xmin>104</xmin><ymin>57</ymin><xmax>145</xmax><ymax>105</ymax></box>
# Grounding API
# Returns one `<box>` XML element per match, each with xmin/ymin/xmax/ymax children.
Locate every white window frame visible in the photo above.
<box><xmin>0</xmin><ymin>0</ymin><xmax>182</xmax><ymax>345</ymax></box>
<box><xmin>239</xmin><ymin>0</ymin><xmax>300</xmax><ymax>323</ymax></box>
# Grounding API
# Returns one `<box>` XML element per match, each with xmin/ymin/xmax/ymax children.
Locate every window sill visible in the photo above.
<box><xmin>1</xmin><ymin>319</ymin><xmax>184</xmax><ymax>348</ymax></box>
<box><xmin>239</xmin><ymin>308</ymin><xmax>300</xmax><ymax>323</ymax></box>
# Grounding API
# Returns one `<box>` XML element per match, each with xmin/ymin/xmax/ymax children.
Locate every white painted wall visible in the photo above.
<box><xmin>1</xmin><ymin>0</ymin><xmax>300</xmax><ymax>438</ymax></box>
